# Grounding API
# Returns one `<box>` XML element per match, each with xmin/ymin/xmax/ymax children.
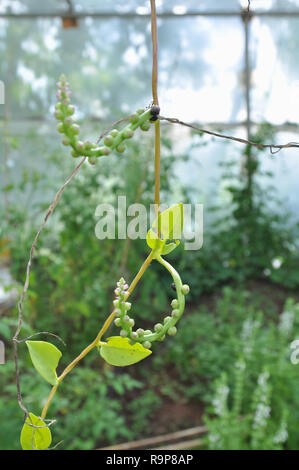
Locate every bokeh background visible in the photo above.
<box><xmin>2</xmin><ymin>0</ymin><xmax>299</xmax><ymax>450</ymax></box>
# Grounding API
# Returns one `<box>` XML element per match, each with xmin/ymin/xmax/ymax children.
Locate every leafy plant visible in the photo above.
<box><xmin>12</xmin><ymin>68</ymin><xmax>190</xmax><ymax>450</ymax></box>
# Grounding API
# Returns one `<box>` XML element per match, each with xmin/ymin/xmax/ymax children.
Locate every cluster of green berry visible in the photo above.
<box><xmin>113</xmin><ymin>275</ymin><xmax>190</xmax><ymax>350</ymax></box>
<box><xmin>55</xmin><ymin>75</ymin><xmax>158</xmax><ymax>165</ymax></box>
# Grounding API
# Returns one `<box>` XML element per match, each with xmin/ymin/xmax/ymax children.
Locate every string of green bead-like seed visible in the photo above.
<box><xmin>113</xmin><ymin>260</ymin><xmax>190</xmax><ymax>350</ymax></box>
<box><xmin>55</xmin><ymin>75</ymin><xmax>154</xmax><ymax>165</ymax></box>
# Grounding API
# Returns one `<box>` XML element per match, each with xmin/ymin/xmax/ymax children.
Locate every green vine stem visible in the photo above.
<box><xmin>55</xmin><ymin>76</ymin><xmax>155</xmax><ymax>165</ymax></box>
<box><xmin>111</xmin><ymin>251</ymin><xmax>190</xmax><ymax>349</ymax></box>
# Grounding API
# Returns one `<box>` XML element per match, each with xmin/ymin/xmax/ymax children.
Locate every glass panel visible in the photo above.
<box><xmin>251</xmin><ymin>17</ymin><xmax>299</xmax><ymax>124</ymax></box>
<box><xmin>72</xmin><ymin>1</ymin><xmax>242</xmax><ymax>14</ymax></box>
<box><xmin>259</xmin><ymin>131</ymin><xmax>299</xmax><ymax>219</ymax></box>
<box><xmin>0</xmin><ymin>1</ymin><xmax>244</xmax><ymax>15</ymax></box>
<box><xmin>250</xmin><ymin>0</ymin><xmax>299</xmax><ymax>12</ymax></box>
<box><xmin>0</xmin><ymin>0</ymin><xmax>66</xmax><ymax>14</ymax></box>
<box><xmin>0</xmin><ymin>16</ymin><xmax>244</xmax><ymax>124</ymax></box>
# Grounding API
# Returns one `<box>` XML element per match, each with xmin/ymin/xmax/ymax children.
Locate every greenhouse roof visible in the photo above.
<box><xmin>2</xmin><ymin>0</ymin><xmax>299</xmax><ymax>18</ymax></box>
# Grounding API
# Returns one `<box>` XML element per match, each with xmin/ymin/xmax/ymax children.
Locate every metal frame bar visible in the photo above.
<box><xmin>1</xmin><ymin>10</ymin><xmax>299</xmax><ymax>19</ymax></box>
<box><xmin>1</xmin><ymin>4</ymin><xmax>298</xmax><ymax>137</ymax></box>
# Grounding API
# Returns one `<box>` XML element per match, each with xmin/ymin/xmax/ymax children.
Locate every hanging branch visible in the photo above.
<box><xmin>159</xmin><ymin>116</ymin><xmax>299</xmax><ymax>155</ymax></box>
<box><xmin>12</xmin><ymin>156</ymin><xmax>86</xmax><ymax>418</ymax></box>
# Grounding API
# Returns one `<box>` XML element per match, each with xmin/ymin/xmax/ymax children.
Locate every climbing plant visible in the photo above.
<box><xmin>12</xmin><ymin>0</ymin><xmax>299</xmax><ymax>450</ymax></box>
<box><xmin>13</xmin><ymin>2</ymin><xmax>191</xmax><ymax>450</ymax></box>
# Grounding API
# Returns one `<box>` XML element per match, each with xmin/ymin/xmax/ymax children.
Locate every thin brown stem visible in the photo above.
<box><xmin>150</xmin><ymin>0</ymin><xmax>159</xmax><ymax>107</ymax></box>
<box><xmin>154</xmin><ymin>120</ymin><xmax>161</xmax><ymax>217</ymax></box>
<box><xmin>150</xmin><ymin>0</ymin><xmax>161</xmax><ymax>231</ymax></box>
<box><xmin>160</xmin><ymin>116</ymin><xmax>299</xmax><ymax>155</ymax></box>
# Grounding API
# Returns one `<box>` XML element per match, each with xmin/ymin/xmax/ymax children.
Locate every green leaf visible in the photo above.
<box><xmin>20</xmin><ymin>413</ymin><xmax>52</xmax><ymax>450</ymax></box>
<box><xmin>161</xmin><ymin>240</ymin><xmax>180</xmax><ymax>255</ymax></box>
<box><xmin>152</xmin><ymin>203</ymin><xmax>183</xmax><ymax>240</ymax></box>
<box><xmin>146</xmin><ymin>228</ymin><xmax>165</xmax><ymax>250</ymax></box>
<box><xmin>99</xmin><ymin>336</ymin><xmax>152</xmax><ymax>367</ymax></box>
<box><xmin>26</xmin><ymin>340</ymin><xmax>62</xmax><ymax>385</ymax></box>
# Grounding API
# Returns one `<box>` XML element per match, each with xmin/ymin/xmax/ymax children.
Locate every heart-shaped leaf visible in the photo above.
<box><xmin>20</xmin><ymin>412</ymin><xmax>52</xmax><ymax>450</ymax></box>
<box><xmin>161</xmin><ymin>240</ymin><xmax>180</xmax><ymax>255</ymax></box>
<box><xmin>26</xmin><ymin>340</ymin><xmax>62</xmax><ymax>385</ymax></box>
<box><xmin>152</xmin><ymin>203</ymin><xmax>183</xmax><ymax>240</ymax></box>
<box><xmin>99</xmin><ymin>336</ymin><xmax>152</xmax><ymax>366</ymax></box>
<box><xmin>146</xmin><ymin>228</ymin><xmax>165</xmax><ymax>250</ymax></box>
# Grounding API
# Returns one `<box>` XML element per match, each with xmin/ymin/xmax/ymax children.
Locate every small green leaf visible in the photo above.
<box><xmin>99</xmin><ymin>336</ymin><xmax>152</xmax><ymax>366</ymax></box>
<box><xmin>161</xmin><ymin>240</ymin><xmax>180</xmax><ymax>255</ymax></box>
<box><xmin>152</xmin><ymin>203</ymin><xmax>183</xmax><ymax>240</ymax></box>
<box><xmin>20</xmin><ymin>413</ymin><xmax>52</xmax><ymax>450</ymax></box>
<box><xmin>26</xmin><ymin>340</ymin><xmax>62</xmax><ymax>385</ymax></box>
<box><xmin>146</xmin><ymin>228</ymin><xmax>165</xmax><ymax>250</ymax></box>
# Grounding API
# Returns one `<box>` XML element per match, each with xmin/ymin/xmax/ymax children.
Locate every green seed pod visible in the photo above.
<box><xmin>113</xmin><ymin>300</ymin><xmax>120</xmax><ymax>308</ymax></box>
<box><xmin>171</xmin><ymin>299</ymin><xmax>179</xmax><ymax>309</ymax></box>
<box><xmin>164</xmin><ymin>316</ymin><xmax>172</xmax><ymax>324</ymax></box>
<box><xmin>181</xmin><ymin>284</ymin><xmax>190</xmax><ymax>295</ymax></box>
<box><xmin>158</xmin><ymin>335</ymin><xmax>166</xmax><ymax>342</ymax></box>
<box><xmin>122</xmin><ymin>129</ymin><xmax>134</xmax><ymax>139</ymax></box>
<box><xmin>96</xmin><ymin>146</ymin><xmax>110</xmax><ymax>156</ymax></box>
<box><xmin>70</xmin><ymin>124</ymin><xmax>80</xmax><ymax>135</ymax></box>
<box><xmin>57</xmin><ymin>123</ymin><xmax>64</xmax><ymax>133</ymax></box>
<box><xmin>71</xmin><ymin>149</ymin><xmax>79</xmax><ymax>158</ymax></box>
<box><xmin>88</xmin><ymin>156</ymin><xmax>97</xmax><ymax>165</ymax></box>
<box><xmin>64</xmin><ymin>117</ymin><xmax>73</xmax><ymax>126</ymax></box>
<box><xmin>67</xmin><ymin>105</ymin><xmax>75</xmax><ymax>115</ymax></box>
<box><xmin>129</xmin><ymin>113</ymin><xmax>139</xmax><ymax>124</ymax></box>
<box><xmin>104</xmin><ymin>136</ymin><xmax>113</xmax><ymax>147</ymax></box>
<box><xmin>55</xmin><ymin>103</ymin><xmax>62</xmax><ymax>111</ymax></box>
<box><xmin>114</xmin><ymin>308</ymin><xmax>121</xmax><ymax>316</ymax></box>
<box><xmin>116</xmin><ymin>144</ymin><xmax>125</xmax><ymax>153</ymax></box>
<box><xmin>120</xmin><ymin>329</ymin><xmax>128</xmax><ymax>337</ymax></box>
<box><xmin>136</xmin><ymin>108</ymin><xmax>145</xmax><ymax>115</ymax></box>
<box><xmin>110</xmin><ymin>129</ymin><xmax>119</xmax><ymax>137</ymax></box>
<box><xmin>140</xmin><ymin>123</ymin><xmax>150</xmax><ymax>132</ymax></box>
<box><xmin>131</xmin><ymin>332</ymin><xmax>138</xmax><ymax>340</ymax></box>
<box><xmin>77</xmin><ymin>141</ymin><xmax>84</xmax><ymax>152</ymax></box>
<box><xmin>136</xmin><ymin>328</ymin><xmax>144</xmax><ymax>337</ymax></box>
<box><xmin>168</xmin><ymin>327</ymin><xmax>177</xmax><ymax>336</ymax></box>
<box><xmin>154</xmin><ymin>323</ymin><xmax>163</xmax><ymax>332</ymax></box>
<box><xmin>171</xmin><ymin>309</ymin><xmax>179</xmax><ymax>318</ymax></box>
<box><xmin>143</xmin><ymin>341</ymin><xmax>152</xmax><ymax>349</ymax></box>
<box><xmin>124</xmin><ymin>302</ymin><xmax>131</xmax><ymax>311</ymax></box>
<box><xmin>144</xmin><ymin>330</ymin><xmax>152</xmax><ymax>335</ymax></box>
<box><xmin>129</xmin><ymin>318</ymin><xmax>135</xmax><ymax>327</ymax></box>
<box><xmin>123</xmin><ymin>315</ymin><xmax>130</xmax><ymax>323</ymax></box>
<box><xmin>62</xmin><ymin>138</ymin><xmax>70</xmax><ymax>146</ymax></box>
<box><xmin>55</xmin><ymin>111</ymin><xmax>63</xmax><ymax>121</ymax></box>
<box><xmin>114</xmin><ymin>318</ymin><xmax>121</xmax><ymax>327</ymax></box>
<box><xmin>84</xmin><ymin>141</ymin><xmax>93</xmax><ymax>150</ymax></box>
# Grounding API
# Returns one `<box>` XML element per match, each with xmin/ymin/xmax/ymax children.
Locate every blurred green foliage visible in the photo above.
<box><xmin>203</xmin><ymin>297</ymin><xmax>299</xmax><ymax>450</ymax></box>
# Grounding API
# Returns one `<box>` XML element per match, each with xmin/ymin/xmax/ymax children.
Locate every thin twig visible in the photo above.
<box><xmin>12</xmin><ymin>156</ymin><xmax>86</xmax><ymax>419</ymax></box>
<box><xmin>24</xmin><ymin>418</ymin><xmax>57</xmax><ymax>429</ymax></box>
<box><xmin>96</xmin><ymin>116</ymin><xmax>130</xmax><ymax>144</ymax></box>
<box><xmin>17</xmin><ymin>332</ymin><xmax>66</xmax><ymax>347</ymax></box>
<box><xmin>160</xmin><ymin>116</ymin><xmax>299</xmax><ymax>154</ymax></box>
